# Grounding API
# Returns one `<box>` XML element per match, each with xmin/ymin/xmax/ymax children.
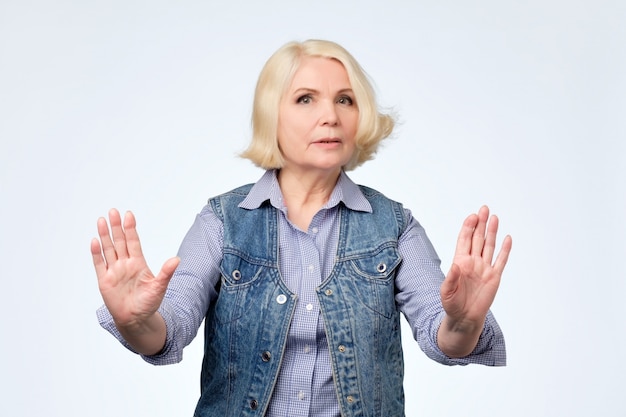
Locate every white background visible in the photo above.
<box><xmin>1</xmin><ymin>1</ymin><xmax>624</xmax><ymax>416</ymax></box>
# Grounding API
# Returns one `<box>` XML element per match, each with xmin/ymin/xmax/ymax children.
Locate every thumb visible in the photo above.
<box><xmin>155</xmin><ymin>256</ymin><xmax>181</xmax><ymax>286</ymax></box>
<box><xmin>441</xmin><ymin>263</ymin><xmax>461</xmax><ymax>299</ymax></box>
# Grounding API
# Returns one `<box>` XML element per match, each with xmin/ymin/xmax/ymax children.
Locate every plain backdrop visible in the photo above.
<box><xmin>1</xmin><ymin>1</ymin><xmax>624</xmax><ymax>416</ymax></box>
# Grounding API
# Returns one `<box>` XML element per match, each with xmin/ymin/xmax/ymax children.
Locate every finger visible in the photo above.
<box><xmin>482</xmin><ymin>214</ymin><xmax>499</xmax><ymax>263</ymax></box>
<box><xmin>470</xmin><ymin>206</ymin><xmax>489</xmax><ymax>257</ymax></box>
<box><xmin>455</xmin><ymin>213</ymin><xmax>479</xmax><ymax>256</ymax></box>
<box><xmin>440</xmin><ymin>263</ymin><xmax>461</xmax><ymax>304</ymax></box>
<box><xmin>108</xmin><ymin>208</ymin><xmax>129</xmax><ymax>259</ymax></box>
<box><xmin>90</xmin><ymin>237</ymin><xmax>107</xmax><ymax>278</ymax></box>
<box><xmin>122</xmin><ymin>211</ymin><xmax>145</xmax><ymax>259</ymax></box>
<box><xmin>97</xmin><ymin>215</ymin><xmax>118</xmax><ymax>263</ymax></box>
<box><xmin>153</xmin><ymin>257</ymin><xmax>181</xmax><ymax>293</ymax></box>
<box><xmin>439</xmin><ymin>263</ymin><xmax>461</xmax><ymax>316</ymax></box>
<box><xmin>493</xmin><ymin>235</ymin><xmax>513</xmax><ymax>275</ymax></box>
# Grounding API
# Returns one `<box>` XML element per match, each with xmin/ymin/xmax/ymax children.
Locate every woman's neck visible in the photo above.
<box><xmin>277</xmin><ymin>167</ymin><xmax>341</xmax><ymax>231</ymax></box>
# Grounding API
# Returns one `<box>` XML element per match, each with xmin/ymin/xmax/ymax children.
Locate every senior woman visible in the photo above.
<box><xmin>92</xmin><ymin>39</ymin><xmax>512</xmax><ymax>417</ymax></box>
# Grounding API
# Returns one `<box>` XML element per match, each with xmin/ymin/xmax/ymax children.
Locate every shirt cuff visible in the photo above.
<box><xmin>421</xmin><ymin>310</ymin><xmax>506</xmax><ymax>366</ymax></box>
<box><xmin>96</xmin><ymin>302</ymin><xmax>183</xmax><ymax>365</ymax></box>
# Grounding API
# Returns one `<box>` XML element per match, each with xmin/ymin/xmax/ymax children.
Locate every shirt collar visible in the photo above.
<box><xmin>239</xmin><ymin>169</ymin><xmax>372</xmax><ymax>213</ymax></box>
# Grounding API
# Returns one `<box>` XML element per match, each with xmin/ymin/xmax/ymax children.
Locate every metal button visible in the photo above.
<box><xmin>346</xmin><ymin>395</ymin><xmax>354</xmax><ymax>403</ymax></box>
<box><xmin>261</xmin><ymin>351</ymin><xmax>271</xmax><ymax>362</ymax></box>
<box><xmin>376</xmin><ymin>263</ymin><xmax>387</xmax><ymax>273</ymax></box>
<box><xmin>325</xmin><ymin>289</ymin><xmax>333</xmax><ymax>296</ymax></box>
<box><xmin>231</xmin><ymin>269</ymin><xmax>241</xmax><ymax>280</ymax></box>
<box><xmin>276</xmin><ymin>294</ymin><xmax>287</xmax><ymax>304</ymax></box>
<box><xmin>338</xmin><ymin>345</ymin><xmax>346</xmax><ymax>352</ymax></box>
<box><xmin>250</xmin><ymin>399</ymin><xmax>258</xmax><ymax>410</ymax></box>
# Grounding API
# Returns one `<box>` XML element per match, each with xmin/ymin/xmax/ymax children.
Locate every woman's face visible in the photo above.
<box><xmin>277</xmin><ymin>56</ymin><xmax>358</xmax><ymax>175</ymax></box>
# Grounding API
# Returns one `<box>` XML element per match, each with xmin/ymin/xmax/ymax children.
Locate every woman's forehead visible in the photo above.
<box><xmin>288</xmin><ymin>56</ymin><xmax>351</xmax><ymax>90</ymax></box>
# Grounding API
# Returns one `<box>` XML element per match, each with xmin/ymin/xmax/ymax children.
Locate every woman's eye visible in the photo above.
<box><xmin>337</xmin><ymin>96</ymin><xmax>354</xmax><ymax>105</ymax></box>
<box><xmin>296</xmin><ymin>95</ymin><xmax>312</xmax><ymax>104</ymax></box>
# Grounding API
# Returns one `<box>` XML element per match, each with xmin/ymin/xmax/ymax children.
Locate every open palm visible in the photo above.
<box><xmin>91</xmin><ymin>209</ymin><xmax>179</xmax><ymax>329</ymax></box>
<box><xmin>440</xmin><ymin>206</ymin><xmax>512</xmax><ymax>325</ymax></box>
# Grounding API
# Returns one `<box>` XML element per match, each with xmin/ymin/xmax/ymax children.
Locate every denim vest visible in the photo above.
<box><xmin>194</xmin><ymin>183</ymin><xmax>408</xmax><ymax>417</ymax></box>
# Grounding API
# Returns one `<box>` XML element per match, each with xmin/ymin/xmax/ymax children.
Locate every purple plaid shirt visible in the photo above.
<box><xmin>98</xmin><ymin>170</ymin><xmax>505</xmax><ymax>416</ymax></box>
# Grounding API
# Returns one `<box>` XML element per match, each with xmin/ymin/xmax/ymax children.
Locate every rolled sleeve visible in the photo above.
<box><xmin>420</xmin><ymin>310</ymin><xmax>506</xmax><ymax>366</ymax></box>
<box><xmin>95</xmin><ymin>301</ymin><xmax>183</xmax><ymax>365</ymax></box>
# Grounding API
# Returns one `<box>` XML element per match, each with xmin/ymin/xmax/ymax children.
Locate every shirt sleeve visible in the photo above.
<box><xmin>394</xmin><ymin>209</ymin><xmax>506</xmax><ymax>366</ymax></box>
<box><xmin>96</xmin><ymin>204</ymin><xmax>224</xmax><ymax>365</ymax></box>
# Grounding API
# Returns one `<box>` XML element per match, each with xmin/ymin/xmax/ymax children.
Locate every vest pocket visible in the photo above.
<box><xmin>214</xmin><ymin>252</ymin><xmax>265</xmax><ymax>323</ymax></box>
<box><xmin>348</xmin><ymin>245</ymin><xmax>402</xmax><ymax>318</ymax></box>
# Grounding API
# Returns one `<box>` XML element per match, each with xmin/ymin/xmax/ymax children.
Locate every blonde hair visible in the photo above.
<box><xmin>240</xmin><ymin>39</ymin><xmax>395</xmax><ymax>171</ymax></box>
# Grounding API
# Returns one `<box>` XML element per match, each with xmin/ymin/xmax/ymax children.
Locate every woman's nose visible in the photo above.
<box><xmin>319</xmin><ymin>100</ymin><xmax>339</xmax><ymax>126</ymax></box>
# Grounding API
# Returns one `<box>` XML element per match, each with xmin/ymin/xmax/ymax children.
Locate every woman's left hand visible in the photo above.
<box><xmin>438</xmin><ymin>205</ymin><xmax>512</xmax><ymax>357</ymax></box>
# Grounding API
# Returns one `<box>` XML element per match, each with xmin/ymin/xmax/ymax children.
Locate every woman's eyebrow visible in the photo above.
<box><xmin>291</xmin><ymin>87</ymin><xmax>318</xmax><ymax>95</ymax></box>
<box><xmin>290</xmin><ymin>87</ymin><xmax>354</xmax><ymax>95</ymax></box>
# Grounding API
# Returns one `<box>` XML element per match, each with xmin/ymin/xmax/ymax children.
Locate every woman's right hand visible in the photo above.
<box><xmin>91</xmin><ymin>209</ymin><xmax>180</xmax><ymax>354</ymax></box>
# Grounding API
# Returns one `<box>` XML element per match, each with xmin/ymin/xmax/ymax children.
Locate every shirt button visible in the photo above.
<box><xmin>304</xmin><ymin>345</ymin><xmax>310</xmax><ymax>354</ymax></box>
<box><xmin>307</xmin><ymin>264</ymin><xmax>314</xmax><ymax>272</ymax></box>
<box><xmin>311</xmin><ymin>227</ymin><xmax>319</xmax><ymax>234</ymax></box>
<box><xmin>298</xmin><ymin>391</ymin><xmax>305</xmax><ymax>400</ymax></box>
<box><xmin>306</xmin><ymin>303</ymin><xmax>313</xmax><ymax>311</ymax></box>
<box><xmin>276</xmin><ymin>294</ymin><xmax>287</xmax><ymax>304</ymax></box>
